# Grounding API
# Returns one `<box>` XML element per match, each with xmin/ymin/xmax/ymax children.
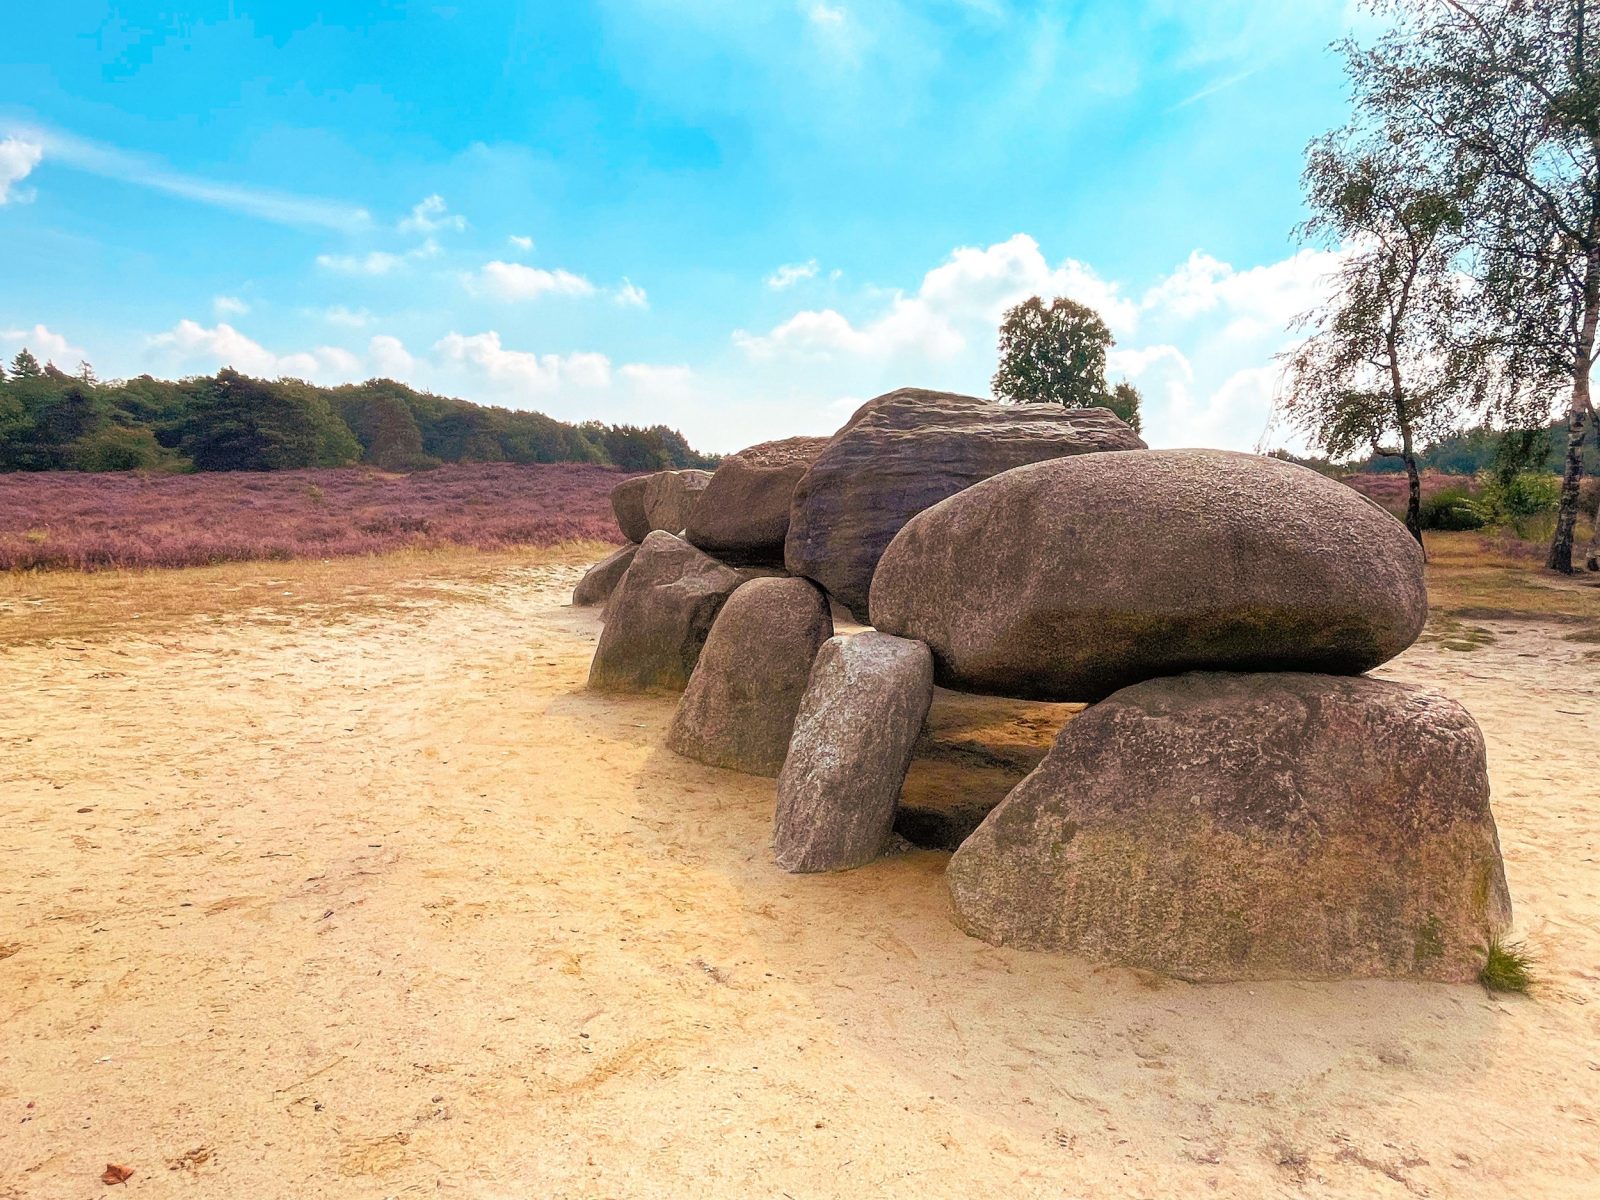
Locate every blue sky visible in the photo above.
<box><xmin>1</xmin><ymin>1</ymin><xmax>1365</xmax><ymax>453</ymax></box>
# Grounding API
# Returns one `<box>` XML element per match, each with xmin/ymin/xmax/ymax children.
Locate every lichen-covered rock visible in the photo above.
<box><xmin>643</xmin><ymin>469</ymin><xmax>712</xmax><ymax>536</ymax></box>
<box><xmin>947</xmin><ymin>672</ymin><xmax>1512</xmax><ymax>982</ymax></box>
<box><xmin>784</xmin><ymin>388</ymin><xmax>1145</xmax><ymax>617</ymax></box>
<box><xmin>870</xmin><ymin>449</ymin><xmax>1428</xmax><ymax>701</ymax></box>
<box><xmin>687</xmin><ymin>437</ymin><xmax>828</xmax><ymax>564</ymax></box>
<box><xmin>667</xmin><ymin>577</ymin><xmax>834</xmax><ymax>775</ymax></box>
<box><xmin>586</xmin><ymin>532</ymin><xmax>748</xmax><ymax>693</ymax></box>
<box><xmin>572</xmin><ymin>544</ymin><xmax>639</xmax><ymax>607</ymax></box>
<box><xmin>772</xmin><ymin>632</ymin><xmax>934</xmax><ymax>872</ymax></box>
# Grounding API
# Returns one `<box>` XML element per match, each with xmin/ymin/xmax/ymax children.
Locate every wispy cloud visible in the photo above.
<box><xmin>0</xmin><ymin>137</ymin><xmax>42</xmax><ymax>205</ymax></box>
<box><xmin>766</xmin><ymin>259</ymin><xmax>820</xmax><ymax>289</ymax></box>
<box><xmin>465</xmin><ymin>260</ymin><xmax>597</xmax><ymax>302</ymax></box>
<box><xmin>1170</xmin><ymin>66</ymin><xmax>1261</xmax><ymax>111</ymax></box>
<box><xmin>213</xmin><ymin>295</ymin><xmax>249</xmax><ymax>317</ymax></box>
<box><xmin>316</xmin><ymin>239</ymin><xmax>439</xmax><ymax>276</ymax></box>
<box><xmin>398</xmin><ymin>194</ymin><xmax>466</xmax><ymax>235</ymax></box>
<box><xmin>1</xmin><ymin>122</ymin><xmax>371</xmax><ymax>231</ymax></box>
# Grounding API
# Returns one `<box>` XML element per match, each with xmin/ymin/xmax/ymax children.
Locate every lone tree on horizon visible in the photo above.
<box><xmin>991</xmin><ymin>295</ymin><xmax>1143</xmax><ymax>431</ymax></box>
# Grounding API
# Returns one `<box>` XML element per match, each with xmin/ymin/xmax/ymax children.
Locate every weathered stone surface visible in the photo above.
<box><xmin>572</xmin><ymin>544</ymin><xmax>639</xmax><ymax>607</ymax></box>
<box><xmin>785</xmin><ymin>388</ymin><xmax>1146</xmax><ymax>617</ymax></box>
<box><xmin>609</xmin><ymin>470</ymin><xmax>712</xmax><ymax>542</ymax></box>
<box><xmin>643</xmin><ymin>469</ymin><xmax>712</xmax><ymax>535</ymax></box>
<box><xmin>948</xmin><ymin>672</ymin><xmax>1512</xmax><ymax>982</ymax></box>
<box><xmin>667</xmin><ymin>577</ymin><xmax>834</xmax><ymax>775</ymax></box>
<box><xmin>687</xmin><ymin>436</ymin><xmax>828</xmax><ymax>564</ymax></box>
<box><xmin>870</xmin><ymin>449</ymin><xmax>1428</xmax><ymax>702</ymax></box>
<box><xmin>610</xmin><ymin>475</ymin><xmax>653</xmax><ymax>543</ymax></box>
<box><xmin>587</xmin><ymin>532</ymin><xmax>748</xmax><ymax>693</ymax></box>
<box><xmin>772</xmin><ymin>632</ymin><xmax>934</xmax><ymax>872</ymax></box>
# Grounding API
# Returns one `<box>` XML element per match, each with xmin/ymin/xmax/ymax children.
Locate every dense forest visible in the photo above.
<box><xmin>0</xmin><ymin>349</ymin><xmax>718</xmax><ymax>474</ymax></box>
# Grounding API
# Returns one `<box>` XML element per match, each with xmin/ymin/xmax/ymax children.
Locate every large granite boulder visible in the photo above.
<box><xmin>572</xmin><ymin>544</ymin><xmax>639</xmax><ymax>607</ymax></box>
<box><xmin>643</xmin><ymin>469</ymin><xmax>712</xmax><ymax>535</ymax></box>
<box><xmin>687</xmin><ymin>437</ymin><xmax>828</xmax><ymax>564</ymax></box>
<box><xmin>772</xmin><ymin>632</ymin><xmax>934</xmax><ymax>872</ymax></box>
<box><xmin>785</xmin><ymin>388</ymin><xmax>1145</xmax><ymax>618</ymax></box>
<box><xmin>587</xmin><ymin>532</ymin><xmax>748</xmax><ymax>693</ymax></box>
<box><xmin>609</xmin><ymin>470</ymin><xmax>712</xmax><ymax>543</ymax></box>
<box><xmin>610</xmin><ymin>475</ymin><xmax>653</xmax><ymax>543</ymax></box>
<box><xmin>870</xmin><ymin>449</ymin><xmax>1428</xmax><ymax>701</ymax></box>
<box><xmin>667</xmin><ymin>577</ymin><xmax>834</xmax><ymax>775</ymax></box>
<box><xmin>948</xmin><ymin>672</ymin><xmax>1512</xmax><ymax>982</ymax></box>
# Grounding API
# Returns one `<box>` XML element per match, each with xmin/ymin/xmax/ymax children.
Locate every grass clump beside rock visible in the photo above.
<box><xmin>1480</xmin><ymin>936</ymin><xmax>1534</xmax><ymax>993</ymax></box>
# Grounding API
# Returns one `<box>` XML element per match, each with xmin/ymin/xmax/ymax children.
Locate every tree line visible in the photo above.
<box><xmin>0</xmin><ymin>350</ymin><xmax>718</xmax><ymax>475</ymax></box>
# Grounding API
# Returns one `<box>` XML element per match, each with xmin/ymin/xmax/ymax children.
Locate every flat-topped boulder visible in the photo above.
<box><xmin>687</xmin><ymin>436</ymin><xmax>828</xmax><ymax>564</ymax></box>
<box><xmin>667</xmin><ymin>576</ymin><xmax>834</xmax><ymax>775</ymax></box>
<box><xmin>772</xmin><ymin>632</ymin><xmax>934</xmax><ymax>872</ymax></box>
<box><xmin>870</xmin><ymin>449</ymin><xmax>1428</xmax><ymax>701</ymax></box>
<box><xmin>572</xmin><ymin>544</ymin><xmax>639</xmax><ymax>607</ymax></box>
<box><xmin>587</xmin><ymin>532</ymin><xmax>749</xmax><ymax>693</ymax></box>
<box><xmin>947</xmin><ymin>672</ymin><xmax>1512</xmax><ymax>982</ymax></box>
<box><xmin>784</xmin><ymin>388</ymin><xmax>1145</xmax><ymax>618</ymax></box>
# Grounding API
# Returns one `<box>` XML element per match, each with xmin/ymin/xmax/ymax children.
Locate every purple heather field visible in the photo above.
<box><xmin>0</xmin><ymin>463</ymin><xmax>631</xmax><ymax>571</ymax></box>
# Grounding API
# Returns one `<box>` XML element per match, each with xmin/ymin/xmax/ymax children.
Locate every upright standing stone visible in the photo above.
<box><xmin>587</xmin><ymin>532</ymin><xmax>748</xmax><ymax>693</ymax></box>
<box><xmin>772</xmin><ymin>632</ymin><xmax>935</xmax><ymax>872</ymax></box>
<box><xmin>667</xmin><ymin>577</ymin><xmax>834</xmax><ymax>775</ymax></box>
<box><xmin>610</xmin><ymin>475</ymin><xmax>653</xmax><ymax>543</ymax></box>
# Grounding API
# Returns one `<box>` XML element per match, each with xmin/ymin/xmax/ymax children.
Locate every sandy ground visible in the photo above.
<box><xmin>2</xmin><ymin>557</ymin><xmax>1598</xmax><ymax>1199</ymax></box>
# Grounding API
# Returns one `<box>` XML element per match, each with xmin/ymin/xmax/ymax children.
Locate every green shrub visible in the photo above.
<box><xmin>1480</xmin><ymin>936</ymin><xmax>1533</xmax><ymax>993</ymax></box>
<box><xmin>1419</xmin><ymin>485</ymin><xmax>1487</xmax><ymax>531</ymax></box>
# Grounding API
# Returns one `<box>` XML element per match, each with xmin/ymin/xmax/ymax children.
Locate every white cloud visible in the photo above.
<box><xmin>147</xmin><ymin>319</ymin><xmax>367</xmax><ymax>382</ymax></box>
<box><xmin>4</xmin><ymin>122</ymin><xmax>368</xmax><ymax>230</ymax></box>
<box><xmin>808</xmin><ymin>2</ymin><xmax>847</xmax><ymax>26</ymax></box>
<box><xmin>2</xmin><ymin>323</ymin><xmax>85</xmax><ymax>364</ymax></box>
<box><xmin>735</xmin><ymin>233</ymin><xmax>1130</xmax><ymax>362</ymax></box>
<box><xmin>466</xmin><ymin>260</ymin><xmax>598</xmax><ymax>302</ymax></box>
<box><xmin>0</xmin><ymin>137</ymin><xmax>43</xmax><ymax>204</ymax></box>
<box><xmin>1142</xmin><ymin>248</ymin><xmax>1340</xmax><ymax>329</ymax></box>
<box><xmin>435</xmin><ymin>330</ymin><xmax>612</xmax><ymax>392</ymax></box>
<box><xmin>735</xmin><ymin>299</ymin><xmax>964</xmax><ymax>362</ymax></box>
<box><xmin>323</xmin><ymin>305</ymin><xmax>373</xmax><ymax>328</ymax></box>
<box><xmin>316</xmin><ymin>238</ymin><xmax>439</xmax><ymax>276</ymax></box>
<box><xmin>368</xmin><ymin>334</ymin><xmax>415</xmax><ymax>377</ymax></box>
<box><xmin>767</xmin><ymin>259</ymin><xmax>820</xmax><ymax>289</ymax></box>
<box><xmin>316</xmin><ymin>250</ymin><xmax>406</xmax><ymax>276</ymax></box>
<box><xmin>508</xmin><ymin>234</ymin><xmax>535</xmax><ymax>252</ymax></box>
<box><xmin>614</xmin><ymin>278</ymin><xmax>649</xmax><ymax>308</ymax></box>
<box><xmin>213</xmin><ymin>295</ymin><xmax>249</xmax><ymax>317</ymax></box>
<box><xmin>398</xmin><ymin>194</ymin><xmax>466</xmax><ymax>235</ymax></box>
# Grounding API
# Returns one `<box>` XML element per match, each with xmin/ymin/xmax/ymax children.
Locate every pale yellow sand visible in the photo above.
<box><xmin>2</xmin><ymin>558</ymin><xmax>1597</xmax><ymax>1198</ymax></box>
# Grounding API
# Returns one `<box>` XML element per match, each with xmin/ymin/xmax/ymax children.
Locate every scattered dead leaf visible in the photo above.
<box><xmin>100</xmin><ymin>1163</ymin><xmax>133</xmax><ymax>1185</ymax></box>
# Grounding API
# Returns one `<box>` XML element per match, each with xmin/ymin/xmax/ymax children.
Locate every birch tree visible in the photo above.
<box><xmin>1353</xmin><ymin>0</ymin><xmax>1598</xmax><ymax>571</ymax></box>
<box><xmin>1283</xmin><ymin>137</ymin><xmax>1486</xmax><ymax>544</ymax></box>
